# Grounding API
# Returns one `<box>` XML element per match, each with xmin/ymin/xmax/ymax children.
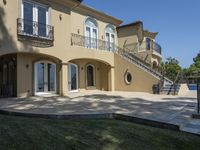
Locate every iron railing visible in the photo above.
<box><xmin>124</xmin><ymin>41</ymin><xmax>162</xmax><ymax>55</ymax></box>
<box><xmin>152</xmin><ymin>42</ymin><xmax>162</xmax><ymax>55</ymax></box>
<box><xmin>17</xmin><ymin>18</ymin><xmax>54</xmax><ymax>46</ymax></box>
<box><xmin>71</xmin><ymin>33</ymin><xmax>116</xmax><ymax>51</ymax></box>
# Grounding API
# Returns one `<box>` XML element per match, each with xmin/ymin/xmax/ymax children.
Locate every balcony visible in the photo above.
<box><xmin>124</xmin><ymin>41</ymin><xmax>162</xmax><ymax>56</ymax></box>
<box><xmin>147</xmin><ymin>42</ymin><xmax>162</xmax><ymax>55</ymax></box>
<box><xmin>17</xmin><ymin>18</ymin><xmax>54</xmax><ymax>47</ymax></box>
<box><xmin>71</xmin><ymin>33</ymin><xmax>117</xmax><ymax>52</ymax></box>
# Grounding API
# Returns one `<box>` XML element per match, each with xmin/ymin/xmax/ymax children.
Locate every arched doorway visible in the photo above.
<box><xmin>86</xmin><ymin>64</ymin><xmax>95</xmax><ymax>87</ymax></box>
<box><xmin>34</xmin><ymin>61</ymin><xmax>56</xmax><ymax>95</ymax></box>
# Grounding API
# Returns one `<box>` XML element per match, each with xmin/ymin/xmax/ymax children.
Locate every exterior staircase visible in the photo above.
<box><xmin>114</xmin><ymin>47</ymin><xmax>173</xmax><ymax>85</ymax></box>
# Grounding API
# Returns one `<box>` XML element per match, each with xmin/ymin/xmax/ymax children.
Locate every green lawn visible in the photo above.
<box><xmin>0</xmin><ymin>115</ymin><xmax>200</xmax><ymax>150</ymax></box>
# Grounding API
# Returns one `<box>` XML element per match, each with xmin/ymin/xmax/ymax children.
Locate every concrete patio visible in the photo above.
<box><xmin>0</xmin><ymin>90</ymin><xmax>200</xmax><ymax>135</ymax></box>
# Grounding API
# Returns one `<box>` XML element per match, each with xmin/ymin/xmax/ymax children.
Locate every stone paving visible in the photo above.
<box><xmin>0</xmin><ymin>90</ymin><xmax>200</xmax><ymax>135</ymax></box>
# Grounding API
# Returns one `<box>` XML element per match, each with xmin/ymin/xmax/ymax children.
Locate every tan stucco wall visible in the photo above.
<box><xmin>17</xmin><ymin>53</ymin><xmax>61</xmax><ymax>97</ymax></box>
<box><xmin>0</xmin><ymin>0</ymin><xmax>19</xmax><ymax>55</ymax></box>
<box><xmin>0</xmin><ymin>0</ymin><xmax>116</xmax><ymax>66</ymax></box>
<box><xmin>117</xmin><ymin>26</ymin><xmax>138</xmax><ymax>50</ymax></box>
<box><xmin>114</xmin><ymin>54</ymin><xmax>160</xmax><ymax>93</ymax></box>
<box><xmin>1</xmin><ymin>0</ymin><xmax>163</xmax><ymax>97</ymax></box>
<box><xmin>70</xmin><ymin>59</ymin><xmax>109</xmax><ymax>91</ymax></box>
<box><xmin>71</xmin><ymin>11</ymin><xmax>117</xmax><ymax>42</ymax></box>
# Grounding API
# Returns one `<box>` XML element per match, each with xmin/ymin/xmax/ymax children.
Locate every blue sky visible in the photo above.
<box><xmin>83</xmin><ymin>0</ymin><xmax>200</xmax><ymax>68</ymax></box>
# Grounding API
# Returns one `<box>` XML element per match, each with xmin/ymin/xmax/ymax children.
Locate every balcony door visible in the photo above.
<box><xmin>105</xmin><ymin>25</ymin><xmax>115</xmax><ymax>51</ymax></box>
<box><xmin>85</xmin><ymin>17</ymin><xmax>98</xmax><ymax>49</ymax></box>
<box><xmin>21</xmin><ymin>0</ymin><xmax>49</xmax><ymax>37</ymax></box>
<box><xmin>34</xmin><ymin>61</ymin><xmax>56</xmax><ymax>95</ymax></box>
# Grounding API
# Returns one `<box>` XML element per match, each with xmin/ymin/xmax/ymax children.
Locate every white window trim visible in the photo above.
<box><xmin>105</xmin><ymin>24</ymin><xmax>116</xmax><ymax>52</ymax></box>
<box><xmin>84</xmin><ymin>17</ymin><xmax>99</xmax><ymax>49</ymax></box>
<box><xmin>21</xmin><ymin>0</ymin><xmax>50</xmax><ymax>23</ymax></box>
<box><xmin>34</xmin><ymin>61</ymin><xmax>57</xmax><ymax>95</ymax></box>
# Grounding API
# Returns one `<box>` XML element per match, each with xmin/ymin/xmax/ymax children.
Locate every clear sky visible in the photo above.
<box><xmin>83</xmin><ymin>0</ymin><xmax>200</xmax><ymax>68</ymax></box>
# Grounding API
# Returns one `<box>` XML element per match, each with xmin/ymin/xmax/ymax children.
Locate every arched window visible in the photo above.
<box><xmin>105</xmin><ymin>24</ymin><xmax>115</xmax><ymax>51</ymax></box>
<box><xmin>85</xmin><ymin>17</ymin><xmax>98</xmax><ymax>49</ymax></box>
<box><xmin>86</xmin><ymin>64</ymin><xmax>95</xmax><ymax>87</ymax></box>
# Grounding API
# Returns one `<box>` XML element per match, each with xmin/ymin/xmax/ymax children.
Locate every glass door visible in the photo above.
<box><xmin>105</xmin><ymin>32</ymin><xmax>115</xmax><ymax>51</ymax></box>
<box><xmin>105</xmin><ymin>33</ymin><xmax>110</xmax><ymax>50</ymax></box>
<box><xmin>85</xmin><ymin>26</ymin><xmax>98</xmax><ymax>49</ymax></box>
<box><xmin>35</xmin><ymin>61</ymin><xmax>56</xmax><ymax>95</ymax></box>
<box><xmin>23</xmin><ymin>1</ymin><xmax>33</xmax><ymax>35</ymax></box>
<box><xmin>22</xmin><ymin>1</ymin><xmax>49</xmax><ymax>37</ymax></box>
<box><xmin>92</xmin><ymin>28</ymin><xmax>97</xmax><ymax>49</ymax></box>
<box><xmin>37</xmin><ymin>6</ymin><xmax>48</xmax><ymax>37</ymax></box>
<box><xmin>68</xmin><ymin>64</ymin><xmax>78</xmax><ymax>92</ymax></box>
<box><xmin>85</xmin><ymin>26</ymin><xmax>91</xmax><ymax>48</ymax></box>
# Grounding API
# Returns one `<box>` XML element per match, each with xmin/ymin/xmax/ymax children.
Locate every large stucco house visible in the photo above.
<box><xmin>0</xmin><ymin>0</ymin><xmax>172</xmax><ymax>98</ymax></box>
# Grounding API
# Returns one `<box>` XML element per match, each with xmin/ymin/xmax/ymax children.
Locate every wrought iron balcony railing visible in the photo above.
<box><xmin>17</xmin><ymin>18</ymin><xmax>54</xmax><ymax>47</ymax></box>
<box><xmin>124</xmin><ymin>41</ymin><xmax>162</xmax><ymax>55</ymax></box>
<box><xmin>71</xmin><ymin>33</ymin><xmax>116</xmax><ymax>51</ymax></box>
<box><xmin>152</xmin><ymin>42</ymin><xmax>162</xmax><ymax>55</ymax></box>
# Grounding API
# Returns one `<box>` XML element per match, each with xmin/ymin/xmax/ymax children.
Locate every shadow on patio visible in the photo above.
<box><xmin>0</xmin><ymin>92</ymin><xmax>197</xmax><ymax>122</ymax></box>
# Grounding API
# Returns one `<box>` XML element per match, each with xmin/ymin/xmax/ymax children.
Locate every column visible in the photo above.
<box><xmin>61</xmin><ymin>63</ymin><xmax>68</xmax><ymax>96</ymax></box>
<box><xmin>108</xmin><ymin>66</ymin><xmax>115</xmax><ymax>91</ymax></box>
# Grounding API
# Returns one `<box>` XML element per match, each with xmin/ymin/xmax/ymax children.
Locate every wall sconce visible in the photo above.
<box><xmin>102</xmin><ymin>35</ymin><xmax>104</xmax><ymax>40</ymax></box>
<box><xmin>26</xmin><ymin>64</ymin><xmax>29</xmax><ymax>69</ymax></box>
<box><xmin>77</xmin><ymin>29</ymin><xmax>80</xmax><ymax>34</ymax></box>
<box><xmin>59</xmin><ymin>14</ymin><xmax>62</xmax><ymax>21</ymax></box>
<box><xmin>81</xmin><ymin>67</ymin><xmax>84</xmax><ymax>70</ymax></box>
<box><xmin>3</xmin><ymin>0</ymin><xmax>7</xmax><ymax>5</ymax></box>
<box><xmin>97</xmin><ymin>67</ymin><xmax>100</xmax><ymax>71</ymax></box>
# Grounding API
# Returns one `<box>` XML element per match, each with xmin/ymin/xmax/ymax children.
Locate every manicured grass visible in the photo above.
<box><xmin>0</xmin><ymin>115</ymin><xmax>200</xmax><ymax>150</ymax></box>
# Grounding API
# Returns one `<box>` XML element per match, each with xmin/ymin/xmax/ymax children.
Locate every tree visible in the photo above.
<box><xmin>162</xmin><ymin>57</ymin><xmax>182</xmax><ymax>82</ymax></box>
<box><xmin>184</xmin><ymin>51</ymin><xmax>200</xmax><ymax>83</ymax></box>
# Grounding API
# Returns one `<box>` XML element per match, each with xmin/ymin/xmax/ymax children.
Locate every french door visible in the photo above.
<box><xmin>34</xmin><ymin>61</ymin><xmax>56</xmax><ymax>95</ymax></box>
<box><xmin>22</xmin><ymin>0</ymin><xmax>49</xmax><ymax>37</ymax></box>
<box><xmin>68</xmin><ymin>64</ymin><xmax>79</xmax><ymax>92</ymax></box>
<box><xmin>85</xmin><ymin>26</ymin><xmax>98</xmax><ymax>49</ymax></box>
<box><xmin>105</xmin><ymin>32</ymin><xmax>115</xmax><ymax>51</ymax></box>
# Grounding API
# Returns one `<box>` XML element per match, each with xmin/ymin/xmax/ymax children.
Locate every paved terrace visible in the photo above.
<box><xmin>0</xmin><ymin>91</ymin><xmax>199</xmax><ymax>135</ymax></box>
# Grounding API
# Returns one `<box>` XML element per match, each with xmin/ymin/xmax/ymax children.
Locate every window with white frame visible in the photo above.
<box><xmin>105</xmin><ymin>24</ymin><xmax>115</xmax><ymax>51</ymax></box>
<box><xmin>85</xmin><ymin>17</ymin><xmax>98</xmax><ymax>49</ymax></box>
<box><xmin>21</xmin><ymin>0</ymin><xmax>49</xmax><ymax>37</ymax></box>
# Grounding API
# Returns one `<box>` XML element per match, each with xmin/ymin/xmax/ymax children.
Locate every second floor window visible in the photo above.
<box><xmin>105</xmin><ymin>25</ymin><xmax>115</xmax><ymax>51</ymax></box>
<box><xmin>85</xmin><ymin>17</ymin><xmax>98</xmax><ymax>49</ymax></box>
<box><xmin>21</xmin><ymin>0</ymin><xmax>49</xmax><ymax>37</ymax></box>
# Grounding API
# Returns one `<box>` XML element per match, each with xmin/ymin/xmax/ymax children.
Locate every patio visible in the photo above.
<box><xmin>0</xmin><ymin>90</ymin><xmax>199</xmax><ymax>135</ymax></box>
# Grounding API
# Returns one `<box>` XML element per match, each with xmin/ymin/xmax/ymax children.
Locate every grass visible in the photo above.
<box><xmin>0</xmin><ymin>115</ymin><xmax>200</xmax><ymax>150</ymax></box>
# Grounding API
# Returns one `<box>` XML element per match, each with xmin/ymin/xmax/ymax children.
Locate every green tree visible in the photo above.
<box><xmin>162</xmin><ymin>57</ymin><xmax>182</xmax><ymax>81</ymax></box>
<box><xmin>184</xmin><ymin>52</ymin><xmax>200</xmax><ymax>83</ymax></box>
